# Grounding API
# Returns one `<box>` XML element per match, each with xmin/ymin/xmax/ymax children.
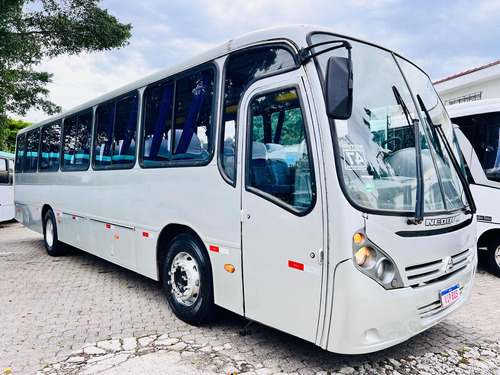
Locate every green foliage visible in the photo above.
<box><xmin>0</xmin><ymin>118</ymin><xmax>32</xmax><ymax>152</ymax></box>
<box><xmin>274</xmin><ymin>109</ymin><xmax>304</xmax><ymax>146</ymax></box>
<box><xmin>253</xmin><ymin>109</ymin><xmax>304</xmax><ymax>146</ymax></box>
<box><xmin>0</xmin><ymin>0</ymin><xmax>131</xmax><ymax>152</ymax></box>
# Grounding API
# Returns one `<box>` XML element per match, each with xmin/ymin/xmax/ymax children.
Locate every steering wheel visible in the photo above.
<box><xmin>380</xmin><ymin>137</ymin><xmax>402</xmax><ymax>152</ymax></box>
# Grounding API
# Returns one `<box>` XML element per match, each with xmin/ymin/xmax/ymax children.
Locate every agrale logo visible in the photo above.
<box><xmin>442</xmin><ymin>256</ymin><xmax>454</xmax><ymax>273</ymax></box>
<box><xmin>425</xmin><ymin>214</ymin><xmax>460</xmax><ymax>227</ymax></box>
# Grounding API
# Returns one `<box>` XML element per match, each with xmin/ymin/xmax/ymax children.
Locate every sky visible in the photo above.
<box><xmin>22</xmin><ymin>0</ymin><xmax>500</xmax><ymax>123</ymax></box>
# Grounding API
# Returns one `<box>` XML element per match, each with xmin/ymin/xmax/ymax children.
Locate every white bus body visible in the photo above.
<box><xmin>0</xmin><ymin>151</ymin><xmax>15</xmax><ymax>222</ymax></box>
<box><xmin>447</xmin><ymin>99</ymin><xmax>500</xmax><ymax>276</ymax></box>
<box><xmin>14</xmin><ymin>25</ymin><xmax>476</xmax><ymax>354</ymax></box>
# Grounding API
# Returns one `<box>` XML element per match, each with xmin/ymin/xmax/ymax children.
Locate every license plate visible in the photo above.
<box><xmin>440</xmin><ymin>283</ymin><xmax>460</xmax><ymax>308</ymax></box>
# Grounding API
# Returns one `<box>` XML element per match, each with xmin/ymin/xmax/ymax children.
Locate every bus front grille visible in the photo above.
<box><xmin>405</xmin><ymin>248</ymin><xmax>472</xmax><ymax>288</ymax></box>
<box><xmin>417</xmin><ymin>285</ymin><xmax>466</xmax><ymax>319</ymax></box>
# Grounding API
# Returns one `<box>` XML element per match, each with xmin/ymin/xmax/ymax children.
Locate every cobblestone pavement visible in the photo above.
<box><xmin>1</xmin><ymin>221</ymin><xmax>499</xmax><ymax>374</ymax></box>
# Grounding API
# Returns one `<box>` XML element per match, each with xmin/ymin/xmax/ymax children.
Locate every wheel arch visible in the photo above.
<box><xmin>156</xmin><ymin>223</ymin><xmax>209</xmax><ymax>281</ymax></box>
<box><xmin>478</xmin><ymin>228</ymin><xmax>500</xmax><ymax>249</ymax></box>
<box><xmin>41</xmin><ymin>204</ymin><xmax>53</xmax><ymax>231</ymax></box>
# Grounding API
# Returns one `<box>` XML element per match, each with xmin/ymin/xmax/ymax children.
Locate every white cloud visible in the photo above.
<box><xmin>23</xmin><ymin>49</ymin><xmax>155</xmax><ymax>123</ymax></box>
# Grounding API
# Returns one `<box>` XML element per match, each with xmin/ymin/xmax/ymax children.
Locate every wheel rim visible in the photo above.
<box><xmin>45</xmin><ymin>219</ymin><xmax>54</xmax><ymax>248</ymax></box>
<box><xmin>495</xmin><ymin>246</ymin><xmax>500</xmax><ymax>267</ymax></box>
<box><xmin>169</xmin><ymin>251</ymin><xmax>201</xmax><ymax>306</ymax></box>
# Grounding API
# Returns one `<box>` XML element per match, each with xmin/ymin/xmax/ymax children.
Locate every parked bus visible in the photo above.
<box><xmin>14</xmin><ymin>25</ymin><xmax>477</xmax><ymax>354</ymax></box>
<box><xmin>447</xmin><ymin>98</ymin><xmax>500</xmax><ymax>276</ymax></box>
<box><xmin>0</xmin><ymin>151</ymin><xmax>15</xmax><ymax>222</ymax></box>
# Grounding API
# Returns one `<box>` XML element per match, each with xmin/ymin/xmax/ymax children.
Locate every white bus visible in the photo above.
<box><xmin>447</xmin><ymin>98</ymin><xmax>500</xmax><ymax>276</ymax></box>
<box><xmin>0</xmin><ymin>151</ymin><xmax>15</xmax><ymax>222</ymax></box>
<box><xmin>14</xmin><ymin>25</ymin><xmax>477</xmax><ymax>354</ymax></box>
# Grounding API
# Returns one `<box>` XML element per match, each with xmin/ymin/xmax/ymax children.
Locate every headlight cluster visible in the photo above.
<box><xmin>352</xmin><ymin>231</ymin><xmax>403</xmax><ymax>289</ymax></box>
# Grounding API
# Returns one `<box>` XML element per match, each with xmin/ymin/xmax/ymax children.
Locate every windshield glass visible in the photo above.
<box><xmin>310</xmin><ymin>33</ymin><xmax>466</xmax><ymax>213</ymax></box>
<box><xmin>397</xmin><ymin>57</ymin><xmax>467</xmax><ymax>210</ymax></box>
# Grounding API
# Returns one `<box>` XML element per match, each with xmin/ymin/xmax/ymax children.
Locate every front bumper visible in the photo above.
<box><xmin>326</xmin><ymin>253</ymin><xmax>477</xmax><ymax>354</ymax></box>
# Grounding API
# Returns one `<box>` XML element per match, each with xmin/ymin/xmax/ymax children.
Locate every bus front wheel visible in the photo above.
<box><xmin>487</xmin><ymin>237</ymin><xmax>500</xmax><ymax>277</ymax></box>
<box><xmin>162</xmin><ymin>233</ymin><xmax>215</xmax><ymax>325</ymax></box>
<box><xmin>43</xmin><ymin>210</ymin><xmax>66</xmax><ymax>256</ymax></box>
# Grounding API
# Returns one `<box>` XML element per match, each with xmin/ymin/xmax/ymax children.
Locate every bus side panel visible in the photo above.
<box><xmin>0</xmin><ymin>186</ymin><xmax>15</xmax><ymax>222</ymax></box>
<box><xmin>202</xmin><ymin>238</ymin><xmax>242</xmax><ymax>315</ymax></box>
<box><xmin>90</xmin><ymin>219</ymin><xmax>136</xmax><ymax>270</ymax></box>
<box><xmin>135</xmin><ymin>228</ymin><xmax>159</xmax><ymax>280</ymax></box>
<box><xmin>134</xmin><ymin>165</ymin><xmax>244</xmax><ymax>315</ymax></box>
<box><xmin>14</xmin><ymin>181</ymin><xmax>43</xmax><ymax>234</ymax></box>
<box><xmin>60</xmin><ymin>213</ymin><xmax>91</xmax><ymax>251</ymax></box>
<box><xmin>471</xmin><ymin>184</ymin><xmax>500</xmax><ymax>239</ymax></box>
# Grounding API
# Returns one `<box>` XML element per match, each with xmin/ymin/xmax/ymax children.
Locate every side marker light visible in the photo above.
<box><xmin>353</xmin><ymin>233</ymin><xmax>365</xmax><ymax>245</ymax></box>
<box><xmin>224</xmin><ymin>264</ymin><xmax>235</xmax><ymax>273</ymax></box>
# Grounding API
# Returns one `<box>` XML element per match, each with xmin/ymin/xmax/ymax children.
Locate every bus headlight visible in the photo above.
<box><xmin>354</xmin><ymin>246</ymin><xmax>376</xmax><ymax>268</ymax></box>
<box><xmin>375</xmin><ymin>259</ymin><xmax>387</xmax><ymax>279</ymax></box>
<box><xmin>375</xmin><ymin>258</ymin><xmax>395</xmax><ymax>283</ymax></box>
<box><xmin>352</xmin><ymin>230</ymin><xmax>403</xmax><ymax>289</ymax></box>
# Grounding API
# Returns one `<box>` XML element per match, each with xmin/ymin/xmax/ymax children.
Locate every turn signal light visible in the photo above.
<box><xmin>224</xmin><ymin>264</ymin><xmax>235</xmax><ymax>273</ymax></box>
<box><xmin>353</xmin><ymin>232</ymin><xmax>365</xmax><ymax>245</ymax></box>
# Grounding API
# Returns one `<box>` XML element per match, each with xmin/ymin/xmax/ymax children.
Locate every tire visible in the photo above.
<box><xmin>43</xmin><ymin>210</ymin><xmax>66</xmax><ymax>256</ymax></box>
<box><xmin>162</xmin><ymin>233</ymin><xmax>215</xmax><ymax>325</ymax></box>
<box><xmin>487</xmin><ymin>238</ymin><xmax>500</xmax><ymax>277</ymax></box>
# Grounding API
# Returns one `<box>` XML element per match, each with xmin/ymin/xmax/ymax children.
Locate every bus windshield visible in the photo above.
<box><xmin>397</xmin><ymin>57</ymin><xmax>467</xmax><ymax>211</ymax></box>
<box><xmin>310</xmin><ymin>33</ymin><xmax>467</xmax><ymax>214</ymax></box>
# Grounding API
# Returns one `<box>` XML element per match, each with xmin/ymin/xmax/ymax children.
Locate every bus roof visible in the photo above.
<box><xmin>446</xmin><ymin>98</ymin><xmax>500</xmax><ymax>118</ymax></box>
<box><xmin>18</xmin><ymin>24</ymin><xmax>401</xmax><ymax>134</ymax></box>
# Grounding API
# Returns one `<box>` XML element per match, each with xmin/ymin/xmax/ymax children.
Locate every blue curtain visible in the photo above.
<box><xmin>175</xmin><ymin>72</ymin><xmax>209</xmax><ymax>154</ymax></box>
<box><xmin>149</xmin><ymin>86</ymin><xmax>173</xmax><ymax>160</ymax></box>
<box><xmin>120</xmin><ymin>98</ymin><xmax>138</xmax><ymax>156</ymax></box>
<box><xmin>102</xmin><ymin>107</ymin><xmax>115</xmax><ymax>162</ymax></box>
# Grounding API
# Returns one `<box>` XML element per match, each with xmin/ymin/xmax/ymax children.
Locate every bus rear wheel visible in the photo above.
<box><xmin>487</xmin><ymin>238</ymin><xmax>500</xmax><ymax>277</ymax></box>
<box><xmin>162</xmin><ymin>233</ymin><xmax>215</xmax><ymax>325</ymax></box>
<box><xmin>43</xmin><ymin>210</ymin><xmax>66</xmax><ymax>256</ymax></box>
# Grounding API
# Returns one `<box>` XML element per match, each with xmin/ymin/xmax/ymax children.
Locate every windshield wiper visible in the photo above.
<box><xmin>417</xmin><ymin>95</ymin><xmax>477</xmax><ymax>214</ymax></box>
<box><xmin>392</xmin><ymin>86</ymin><xmax>415</xmax><ymax>138</ymax></box>
<box><xmin>392</xmin><ymin>86</ymin><xmax>424</xmax><ymax>224</ymax></box>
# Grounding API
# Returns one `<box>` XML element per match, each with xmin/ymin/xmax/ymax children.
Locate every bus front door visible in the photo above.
<box><xmin>240</xmin><ymin>75</ymin><xmax>325</xmax><ymax>343</ymax></box>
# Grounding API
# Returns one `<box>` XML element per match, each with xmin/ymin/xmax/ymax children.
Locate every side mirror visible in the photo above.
<box><xmin>326</xmin><ymin>56</ymin><xmax>353</xmax><ymax>119</ymax></box>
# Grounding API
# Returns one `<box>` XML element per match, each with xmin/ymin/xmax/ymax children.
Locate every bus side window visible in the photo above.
<box><xmin>62</xmin><ymin>111</ymin><xmax>92</xmax><ymax>171</ymax></box>
<box><xmin>24</xmin><ymin>129</ymin><xmax>40</xmax><ymax>172</ymax></box>
<box><xmin>113</xmin><ymin>96</ymin><xmax>138</xmax><ymax>165</ymax></box>
<box><xmin>94</xmin><ymin>94</ymin><xmax>138</xmax><ymax>169</ymax></box>
<box><xmin>141</xmin><ymin>67</ymin><xmax>214</xmax><ymax>166</ymax></box>
<box><xmin>220</xmin><ymin>47</ymin><xmax>298</xmax><ymax>183</ymax></box>
<box><xmin>0</xmin><ymin>159</ymin><xmax>8</xmax><ymax>184</ymax></box>
<box><xmin>15</xmin><ymin>134</ymin><xmax>26</xmax><ymax>173</ymax></box>
<box><xmin>40</xmin><ymin>122</ymin><xmax>61</xmax><ymax>172</ymax></box>
<box><xmin>171</xmin><ymin>70</ymin><xmax>213</xmax><ymax>161</ymax></box>
<box><xmin>247</xmin><ymin>88</ymin><xmax>313</xmax><ymax>211</ymax></box>
<box><xmin>142</xmin><ymin>83</ymin><xmax>174</xmax><ymax>163</ymax></box>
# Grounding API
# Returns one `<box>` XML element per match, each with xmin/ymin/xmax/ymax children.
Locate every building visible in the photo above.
<box><xmin>434</xmin><ymin>60</ymin><xmax>500</xmax><ymax>105</ymax></box>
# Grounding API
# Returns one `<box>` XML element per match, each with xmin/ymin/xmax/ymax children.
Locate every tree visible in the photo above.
<box><xmin>0</xmin><ymin>0</ymin><xmax>132</xmax><ymax>151</ymax></box>
<box><xmin>0</xmin><ymin>118</ymin><xmax>33</xmax><ymax>152</ymax></box>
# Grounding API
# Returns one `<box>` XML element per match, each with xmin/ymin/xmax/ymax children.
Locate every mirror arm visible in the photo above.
<box><xmin>298</xmin><ymin>40</ymin><xmax>352</xmax><ymax>65</ymax></box>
